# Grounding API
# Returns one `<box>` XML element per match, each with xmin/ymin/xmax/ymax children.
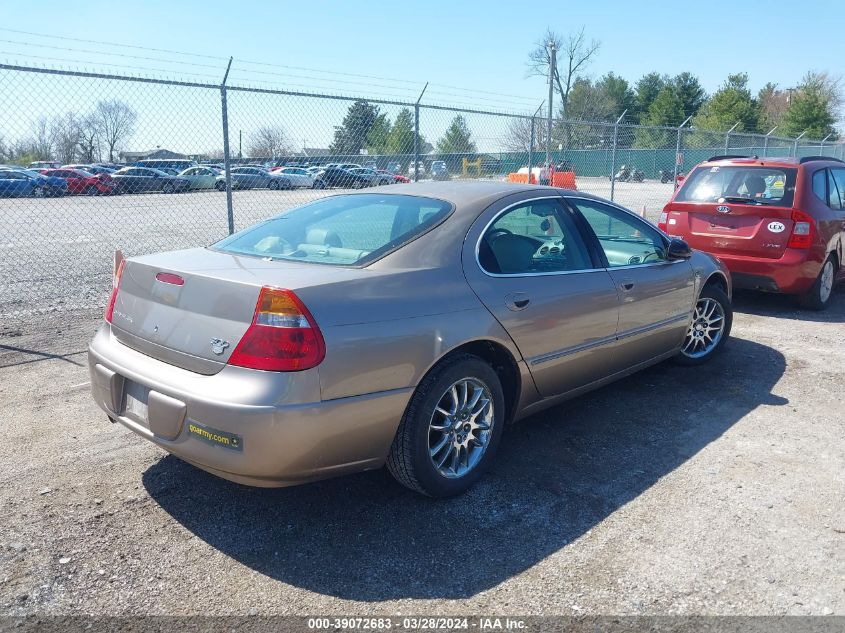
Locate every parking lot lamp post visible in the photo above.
<box><xmin>672</xmin><ymin>115</ymin><xmax>693</xmax><ymax>186</ymax></box>
<box><xmin>763</xmin><ymin>126</ymin><xmax>778</xmax><ymax>157</ymax></box>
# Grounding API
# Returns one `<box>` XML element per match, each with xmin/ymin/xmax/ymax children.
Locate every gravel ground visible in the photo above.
<box><xmin>1</xmin><ymin>286</ymin><xmax>843</xmax><ymax>617</ymax></box>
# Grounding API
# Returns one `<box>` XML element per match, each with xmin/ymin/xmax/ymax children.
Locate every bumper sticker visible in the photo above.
<box><xmin>187</xmin><ymin>422</ymin><xmax>243</xmax><ymax>452</ymax></box>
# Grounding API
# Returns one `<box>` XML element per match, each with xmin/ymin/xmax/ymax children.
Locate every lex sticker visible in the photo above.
<box><xmin>767</xmin><ymin>221</ymin><xmax>786</xmax><ymax>233</ymax></box>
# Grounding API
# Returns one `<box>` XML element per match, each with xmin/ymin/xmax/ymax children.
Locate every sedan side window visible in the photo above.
<box><xmin>478</xmin><ymin>199</ymin><xmax>591</xmax><ymax>275</ymax></box>
<box><xmin>572</xmin><ymin>199</ymin><xmax>668</xmax><ymax>267</ymax></box>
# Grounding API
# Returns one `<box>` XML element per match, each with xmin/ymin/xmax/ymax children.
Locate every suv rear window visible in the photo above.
<box><xmin>675</xmin><ymin>165</ymin><xmax>797</xmax><ymax>206</ymax></box>
<box><xmin>212</xmin><ymin>194</ymin><xmax>452</xmax><ymax>266</ymax></box>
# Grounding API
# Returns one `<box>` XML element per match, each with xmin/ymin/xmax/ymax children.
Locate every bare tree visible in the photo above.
<box><xmin>502</xmin><ymin>116</ymin><xmax>548</xmax><ymax>153</ymax></box>
<box><xmin>527</xmin><ymin>27</ymin><xmax>601</xmax><ymax>119</ymax></box>
<box><xmin>248</xmin><ymin>125</ymin><xmax>293</xmax><ymax>158</ymax></box>
<box><xmin>96</xmin><ymin>99</ymin><xmax>137</xmax><ymax>162</ymax></box>
<box><xmin>78</xmin><ymin>113</ymin><xmax>102</xmax><ymax>163</ymax></box>
<box><xmin>31</xmin><ymin>117</ymin><xmax>54</xmax><ymax>160</ymax></box>
<box><xmin>51</xmin><ymin>113</ymin><xmax>82</xmax><ymax>164</ymax></box>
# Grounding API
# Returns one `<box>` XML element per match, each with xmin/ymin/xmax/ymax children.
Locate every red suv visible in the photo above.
<box><xmin>39</xmin><ymin>168</ymin><xmax>116</xmax><ymax>196</ymax></box>
<box><xmin>659</xmin><ymin>155</ymin><xmax>845</xmax><ymax>309</ymax></box>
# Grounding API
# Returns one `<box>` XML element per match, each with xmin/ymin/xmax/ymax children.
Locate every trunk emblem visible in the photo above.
<box><xmin>210</xmin><ymin>338</ymin><xmax>230</xmax><ymax>355</ymax></box>
<box><xmin>717</xmin><ymin>205</ymin><xmax>731</xmax><ymax>214</ymax></box>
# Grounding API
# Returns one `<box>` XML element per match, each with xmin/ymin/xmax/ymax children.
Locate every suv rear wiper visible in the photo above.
<box><xmin>720</xmin><ymin>196</ymin><xmax>768</xmax><ymax>205</ymax></box>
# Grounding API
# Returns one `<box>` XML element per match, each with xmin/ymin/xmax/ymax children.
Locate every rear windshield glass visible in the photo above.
<box><xmin>212</xmin><ymin>194</ymin><xmax>452</xmax><ymax>266</ymax></box>
<box><xmin>675</xmin><ymin>165</ymin><xmax>797</xmax><ymax>206</ymax></box>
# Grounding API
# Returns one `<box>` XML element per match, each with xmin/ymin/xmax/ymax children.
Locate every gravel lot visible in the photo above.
<box><xmin>1</xmin><ymin>287</ymin><xmax>843</xmax><ymax>616</ymax></box>
<box><xmin>0</xmin><ymin>176</ymin><xmax>675</xmax><ymax>320</ymax></box>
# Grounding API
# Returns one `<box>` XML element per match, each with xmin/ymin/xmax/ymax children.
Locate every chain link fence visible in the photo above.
<box><xmin>1</xmin><ymin>63</ymin><xmax>841</xmax><ymax>324</ymax></box>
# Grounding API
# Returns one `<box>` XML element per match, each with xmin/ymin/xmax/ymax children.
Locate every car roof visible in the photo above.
<box><xmin>698</xmin><ymin>155</ymin><xmax>845</xmax><ymax>169</ymax></box>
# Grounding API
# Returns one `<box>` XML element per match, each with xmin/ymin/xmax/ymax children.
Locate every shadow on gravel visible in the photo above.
<box><xmin>732</xmin><ymin>284</ymin><xmax>844</xmax><ymax>323</ymax></box>
<box><xmin>144</xmin><ymin>336</ymin><xmax>786</xmax><ymax>601</ymax></box>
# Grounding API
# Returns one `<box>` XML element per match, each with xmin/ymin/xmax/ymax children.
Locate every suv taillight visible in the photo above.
<box><xmin>228</xmin><ymin>287</ymin><xmax>325</xmax><ymax>372</ymax></box>
<box><xmin>104</xmin><ymin>259</ymin><xmax>125</xmax><ymax>323</ymax></box>
<box><xmin>787</xmin><ymin>209</ymin><xmax>815</xmax><ymax>249</ymax></box>
<box><xmin>657</xmin><ymin>211</ymin><xmax>669</xmax><ymax>232</ymax></box>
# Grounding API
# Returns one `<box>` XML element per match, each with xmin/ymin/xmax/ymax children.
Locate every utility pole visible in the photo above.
<box><xmin>546</xmin><ymin>41</ymin><xmax>556</xmax><ymax>168</ymax></box>
<box><xmin>609</xmin><ymin>109</ymin><xmax>627</xmax><ymax>202</ymax></box>
<box><xmin>238</xmin><ymin>130</ymin><xmax>242</xmax><ymax>159</ymax></box>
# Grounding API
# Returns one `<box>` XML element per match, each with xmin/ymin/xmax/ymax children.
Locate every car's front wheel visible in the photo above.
<box><xmin>675</xmin><ymin>284</ymin><xmax>732</xmax><ymax>366</ymax></box>
<box><xmin>387</xmin><ymin>354</ymin><xmax>505</xmax><ymax>497</ymax></box>
<box><xmin>800</xmin><ymin>255</ymin><xmax>837</xmax><ymax>310</ymax></box>
<box><xmin>161</xmin><ymin>182</ymin><xmax>175</xmax><ymax>194</ymax></box>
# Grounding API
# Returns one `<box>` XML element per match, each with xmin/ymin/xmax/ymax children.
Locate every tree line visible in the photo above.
<box><xmin>0</xmin><ymin>100</ymin><xmax>138</xmax><ymax>165</ymax></box>
<box><xmin>523</xmin><ymin>27</ymin><xmax>842</xmax><ymax>150</ymax></box>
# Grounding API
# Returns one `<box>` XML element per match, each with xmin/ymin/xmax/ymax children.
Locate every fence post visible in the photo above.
<box><xmin>820</xmin><ymin>133</ymin><xmax>832</xmax><ymax>156</ymax></box>
<box><xmin>763</xmin><ymin>126</ymin><xmax>777</xmax><ymax>157</ymax></box>
<box><xmin>526</xmin><ymin>103</ymin><xmax>543</xmax><ymax>185</ymax></box>
<box><xmin>673</xmin><ymin>116</ymin><xmax>693</xmax><ymax>186</ymax></box>
<box><xmin>792</xmin><ymin>130</ymin><xmax>807</xmax><ymax>157</ymax></box>
<box><xmin>546</xmin><ymin>42</ymin><xmax>556</xmax><ymax>169</ymax></box>
<box><xmin>725</xmin><ymin>122</ymin><xmax>739</xmax><ymax>154</ymax></box>
<box><xmin>220</xmin><ymin>57</ymin><xmax>235</xmax><ymax>235</ymax></box>
<box><xmin>609</xmin><ymin>110</ymin><xmax>626</xmax><ymax>202</ymax></box>
<box><xmin>413</xmin><ymin>83</ymin><xmax>428</xmax><ymax>183</ymax></box>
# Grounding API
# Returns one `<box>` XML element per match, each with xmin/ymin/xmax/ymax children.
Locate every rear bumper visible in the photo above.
<box><xmin>88</xmin><ymin>325</ymin><xmax>411</xmax><ymax>487</ymax></box>
<box><xmin>715</xmin><ymin>248</ymin><xmax>820</xmax><ymax>294</ymax></box>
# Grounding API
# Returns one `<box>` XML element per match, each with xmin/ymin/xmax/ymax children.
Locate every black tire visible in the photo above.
<box><xmin>85</xmin><ymin>185</ymin><xmax>99</xmax><ymax>196</ymax></box>
<box><xmin>674</xmin><ymin>284</ymin><xmax>732</xmax><ymax>366</ymax></box>
<box><xmin>800</xmin><ymin>254</ymin><xmax>838</xmax><ymax>311</ymax></box>
<box><xmin>312</xmin><ymin>179</ymin><xmax>326</xmax><ymax>189</ymax></box>
<box><xmin>351</xmin><ymin>179</ymin><xmax>364</xmax><ymax>189</ymax></box>
<box><xmin>386</xmin><ymin>354</ymin><xmax>505</xmax><ymax>497</ymax></box>
<box><xmin>268</xmin><ymin>180</ymin><xmax>280</xmax><ymax>190</ymax></box>
<box><xmin>215</xmin><ymin>180</ymin><xmax>226</xmax><ymax>192</ymax></box>
<box><xmin>161</xmin><ymin>182</ymin><xmax>175</xmax><ymax>194</ymax></box>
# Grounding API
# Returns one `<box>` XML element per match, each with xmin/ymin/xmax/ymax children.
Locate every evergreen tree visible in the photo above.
<box><xmin>330</xmin><ymin>100</ymin><xmax>380</xmax><ymax>155</ymax></box>
<box><xmin>387</xmin><ymin>108</ymin><xmax>417</xmax><ymax>154</ymax></box>
<box><xmin>671</xmin><ymin>72</ymin><xmax>706</xmax><ymax>120</ymax></box>
<box><xmin>365</xmin><ymin>112</ymin><xmax>391</xmax><ymax>155</ymax></box>
<box><xmin>693</xmin><ymin>73</ymin><xmax>759</xmax><ymax>132</ymax></box>
<box><xmin>634</xmin><ymin>72</ymin><xmax>668</xmax><ymax>123</ymax></box>
<box><xmin>437</xmin><ymin>115</ymin><xmax>477</xmax><ymax>154</ymax></box>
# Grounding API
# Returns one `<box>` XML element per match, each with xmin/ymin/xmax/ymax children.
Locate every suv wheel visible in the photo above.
<box><xmin>387</xmin><ymin>354</ymin><xmax>505</xmax><ymax>497</ymax></box>
<box><xmin>675</xmin><ymin>284</ymin><xmax>732</xmax><ymax>366</ymax></box>
<box><xmin>800</xmin><ymin>255</ymin><xmax>837</xmax><ymax>310</ymax></box>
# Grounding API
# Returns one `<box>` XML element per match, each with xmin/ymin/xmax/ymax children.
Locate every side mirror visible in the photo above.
<box><xmin>667</xmin><ymin>237</ymin><xmax>692</xmax><ymax>260</ymax></box>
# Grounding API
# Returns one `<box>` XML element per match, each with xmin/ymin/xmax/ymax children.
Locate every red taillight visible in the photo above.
<box><xmin>155</xmin><ymin>272</ymin><xmax>184</xmax><ymax>286</ymax></box>
<box><xmin>104</xmin><ymin>259</ymin><xmax>125</xmax><ymax>323</ymax></box>
<box><xmin>228</xmin><ymin>287</ymin><xmax>325</xmax><ymax>372</ymax></box>
<box><xmin>657</xmin><ymin>211</ymin><xmax>669</xmax><ymax>232</ymax></box>
<box><xmin>787</xmin><ymin>209</ymin><xmax>815</xmax><ymax>249</ymax></box>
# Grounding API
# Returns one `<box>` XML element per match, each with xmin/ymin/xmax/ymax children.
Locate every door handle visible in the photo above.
<box><xmin>619</xmin><ymin>279</ymin><xmax>635</xmax><ymax>292</ymax></box>
<box><xmin>504</xmin><ymin>292</ymin><xmax>530</xmax><ymax>311</ymax></box>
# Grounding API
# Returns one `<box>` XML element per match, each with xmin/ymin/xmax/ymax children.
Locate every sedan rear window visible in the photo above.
<box><xmin>212</xmin><ymin>194</ymin><xmax>452</xmax><ymax>266</ymax></box>
<box><xmin>675</xmin><ymin>165</ymin><xmax>797</xmax><ymax>206</ymax></box>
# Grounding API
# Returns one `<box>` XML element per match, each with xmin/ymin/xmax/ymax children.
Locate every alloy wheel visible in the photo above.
<box><xmin>682</xmin><ymin>297</ymin><xmax>726</xmax><ymax>359</ymax></box>
<box><xmin>819</xmin><ymin>260</ymin><xmax>835</xmax><ymax>304</ymax></box>
<box><xmin>427</xmin><ymin>378</ymin><xmax>494</xmax><ymax>479</ymax></box>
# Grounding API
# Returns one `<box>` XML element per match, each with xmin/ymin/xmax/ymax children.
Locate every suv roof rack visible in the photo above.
<box><xmin>798</xmin><ymin>156</ymin><xmax>845</xmax><ymax>164</ymax></box>
<box><xmin>706</xmin><ymin>154</ymin><xmax>758</xmax><ymax>162</ymax></box>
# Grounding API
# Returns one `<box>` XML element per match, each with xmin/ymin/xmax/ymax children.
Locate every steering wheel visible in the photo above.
<box><xmin>641</xmin><ymin>250</ymin><xmax>663</xmax><ymax>263</ymax></box>
<box><xmin>486</xmin><ymin>228</ymin><xmax>513</xmax><ymax>241</ymax></box>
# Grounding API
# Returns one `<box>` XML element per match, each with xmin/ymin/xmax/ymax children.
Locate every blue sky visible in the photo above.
<box><xmin>0</xmin><ymin>0</ymin><xmax>841</xmax><ymax>154</ymax></box>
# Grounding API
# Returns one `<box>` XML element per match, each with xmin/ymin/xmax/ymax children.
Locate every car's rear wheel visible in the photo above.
<box><xmin>32</xmin><ymin>186</ymin><xmax>44</xmax><ymax>198</ymax></box>
<box><xmin>268</xmin><ymin>180</ymin><xmax>280</xmax><ymax>190</ymax></box>
<box><xmin>387</xmin><ymin>354</ymin><xmax>504</xmax><ymax>497</ymax></box>
<box><xmin>800</xmin><ymin>255</ymin><xmax>837</xmax><ymax>310</ymax></box>
<box><xmin>161</xmin><ymin>182</ymin><xmax>175</xmax><ymax>194</ymax></box>
<box><xmin>675</xmin><ymin>285</ymin><xmax>732</xmax><ymax>366</ymax></box>
<box><xmin>312</xmin><ymin>179</ymin><xmax>326</xmax><ymax>189</ymax></box>
<box><xmin>352</xmin><ymin>179</ymin><xmax>364</xmax><ymax>189</ymax></box>
<box><xmin>85</xmin><ymin>185</ymin><xmax>99</xmax><ymax>196</ymax></box>
<box><xmin>215</xmin><ymin>180</ymin><xmax>226</xmax><ymax>192</ymax></box>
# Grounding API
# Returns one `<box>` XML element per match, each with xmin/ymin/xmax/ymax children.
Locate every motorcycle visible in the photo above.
<box><xmin>659</xmin><ymin>169</ymin><xmax>685</xmax><ymax>184</ymax></box>
<box><xmin>610</xmin><ymin>165</ymin><xmax>645</xmax><ymax>183</ymax></box>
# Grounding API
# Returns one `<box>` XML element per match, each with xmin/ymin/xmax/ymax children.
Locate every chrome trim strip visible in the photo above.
<box><xmin>616</xmin><ymin>313</ymin><xmax>691</xmax><ymax>341</ymax></box>
<box><xmin>529</xmin><ymin>313</ymin><xmax>690</xmax><ymax>367</ymax></box>
<box><xmin>529</xmin><ymin>333</ymin><xmax>618</xmax><ymax>366</ymax></box>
